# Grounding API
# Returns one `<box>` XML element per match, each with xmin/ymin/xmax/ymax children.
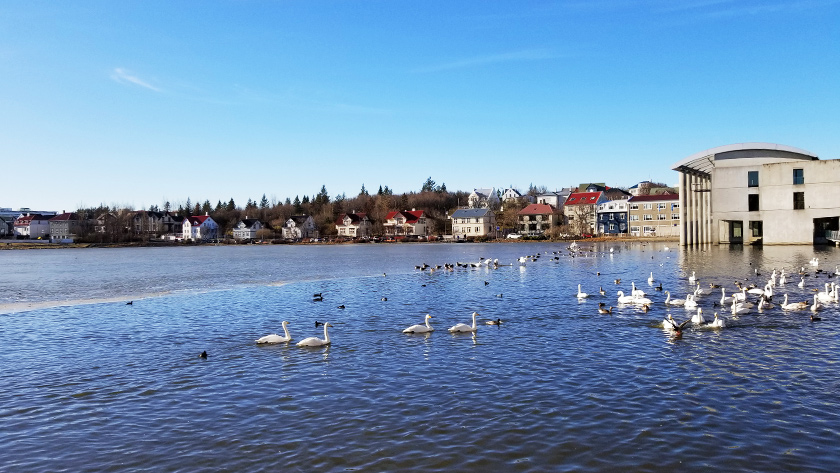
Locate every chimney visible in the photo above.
<box><xmin>205</xmin><ymin>212</ymin><xmax>209</xmax><ymax>216</ymax></box>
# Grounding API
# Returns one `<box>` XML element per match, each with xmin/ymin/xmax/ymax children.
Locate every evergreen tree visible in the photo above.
<box><xmin>215</xmin><ymin>200</ymin><xmax>223</xmax><ymax>212</ymax></box>
<box><xmin>315</xmin><ymin>185</ymin><xmax>329</xmax><ymax>205</ymax></box>
<box><xmin>360</xmin><ymin>184</ymin><xmax>368</xmax><ymax>196</ymax></box>
<box><xmin>439</xmin><ymin>183</ymin><xmax>447</xmax><ymax>193</ymax></box>
<box><xmin>163</xmin><ymin>201</ymin><xmax>171</xmax><ymax>212</ymax></box>
<box><xmin>302</xmin><ymin>195</ymin><xmax>310</xmax><ymax>204</ymax></box>
<box><xmin>260</xmin><ymin>194</ymin><xmax>269</xmax><ymax>209</ymax></box>
<box><xmin>185</xmin><ymin>198</ymin><xmax>192</xmax><ymax>214</ymax></box>
<box><xmin>293</xmin><ymin>196</ymin><xmax>302</xmax><ymax>213</ymax></box>
<box><xmin>377</xmin><ymin>185</ymin><xmax>384</xmax><ymax>196</ymax></box>
<box><xmin>421</xmin><ymin>177</ymin><xmax>436</xmax><ymax>193</ymax></box>
<box><xmin>284</xmin><ymin>197</ymin><xmax>291</xmax><ymax>206</ymax></box>
<box><xmin>227</xmin><ymin>198</ymin><xmax>236</xmax><ymax>211</ymax></box>
<box><xmin>193</xmin><ymin>202</ymin><xmax>201</xmax><ymax>215</ymax></box>
<box><xmin>202</xmin><ymin>200</ymin><xmax>212</xmax><ymax>213</ymax></box>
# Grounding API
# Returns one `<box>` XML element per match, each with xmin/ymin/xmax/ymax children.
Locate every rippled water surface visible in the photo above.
<box><xmin>2</xmin><ymin>243</ymin><xmax>840</xmax><ymax>472</ymax></box>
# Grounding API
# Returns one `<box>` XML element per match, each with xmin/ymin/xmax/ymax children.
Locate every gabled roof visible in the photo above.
<box><xmin>451</xmin><ymin>208</ymin><xmax>493</xmax><ymax>218</ymax></box>
<box><xmin>288</xmin><ymin>215</ymin><xmax>311</xmax><ymax>225</ymax></box>
<box><xmin>565</xmin><ymin>191</ymin><xmax>603</xmax><ymax>206</ymax></box>
<box><xmin>518</xmin><ymin>203</ymin><xmax>557</xmax><ymax>215</ymax></box>
<box><xmin>239</xmin><ymin>218</ymin><xmax>262</xmax><ymax>228</ymax></box>
<box><xmin>187</xmin><ymin>215</ymin><xmax>213</xmax><ymax>225</ymax></box>
<box><xmin>14</xmin><ymin>214</ymin><xmax>49</xmax><ymax>225</ymax></box>
<box><xmin>336</xmin><ymin>212</ymin><xmax>368</xmax><ymax>225</ymax></box>
<box><xmin>49</xmin><ymin>212</ymin><xmax>78</xmax><ymax>221</ymax></box>
<box><xmin>471</xmin><ymin>188</ymin><xmax>495</xmax><ymax>198</ymax></box>
<box><xmin>386</xmin><ymin>210</ymin><xmax>425</xmax><ymax>223</ymax></box>
<box><xmin>628</xmin><ymin>193</ymin><xmax>679</xmax><ymax>203</ymax></box>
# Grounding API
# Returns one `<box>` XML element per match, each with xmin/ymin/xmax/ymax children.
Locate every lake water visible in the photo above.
<box><xmin>2</xmin><ymin>242</ymin><xmax>839</xmax><ymax>472</ymax></box>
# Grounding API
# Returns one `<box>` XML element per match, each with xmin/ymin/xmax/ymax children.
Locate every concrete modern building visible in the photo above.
<box><xmin>671</xmin><ymin>143</ymin><xmax>839</xmax><ymax>245</ymax></box>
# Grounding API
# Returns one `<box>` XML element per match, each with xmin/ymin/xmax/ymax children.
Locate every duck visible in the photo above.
<box><xmin>599</xmin><ymin>287</ymin><xmax>606</xmax><ymax>295</ymax></box>
<box><xmin>598</xmin><ymin>306</ymin><xmax>613</xmax><ymax>314</ymax></box>
<box><xmin>691</xmin><ymin>307</ymin><xmax>706</xmax><ymax>324</ymax></box>
<box><xmin>199</xmin><ymin>351</ymin><xmax>208</xmax><ymax>359</ymax></box>
<box><xmin>576</xmin><ymin>284</ymin><xmax>589</xmax><ymax>299</ymax></box>
<box><xmin>297</xmin><ymin>322</ymin><xmax>333</xmax><ymax>347</ymax></box>
<box><xmin>449</xmin><ymin>312</ymin><xmax>479</xmax><ymax>333</ymax></box>
<box><xmin>709</xmin><ymin>312</ymin><xmax>726</xmax><ymax>328</ymax></box>
<box><xmin>485</xmin><ymin>318</ymin><xmax>503</xmax><ymax>325</ymax></box>
<box><xmin>811</xmin><ymin>313</ymin><xmax>822</xmax><ymax>321</ymax></box>
<box><xmin>655</xmin><ymin>282</ymin><xmax>663</xmax><ymax>291</ymax></box>
<box><xmin>255</xmin><ymin>321</ymin><xmax>292</xmax><ymax>344</ymax></box>
<box><xmin>664</xmin><ymin>290</ymin><xmax>686</xmax><ymax>306</ymax></box>
<box><xmin>126</xmin><ymin>301</ymin><xmax>133</xmax><ymax>305</ymax></box>
<box><xmin>663</xmin><ymin>314</ymin><xmax>691</xmax><ymax>334</ymax></box>
<box><xmin>614</xmin><ymin>278</ymin><xmax>622</xmax><ymax>284</ymax></box>
<box><xmin>403</xmin><ymin>314</ymin><xmax>434</xmax><ymax>333</ymax></box>
<box><xmin>781</xmin><ymin>294</ymin><xmax>809</xmax><ymax>311</ymax></box>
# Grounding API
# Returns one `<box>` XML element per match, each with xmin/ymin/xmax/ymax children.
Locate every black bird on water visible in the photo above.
<box><xmin>199</xmin><ymin>351</ymin><xmax>208</xmax><ymax>359</ymax></box>
<box><xmin>126</xmin><ymin>301</ymin><xmax>133</xmax><ymax>305</ymax></box>
<box><xmin>315</xmin><ymin>321</ymin><xmax>324</xmax><ymax>327</ymax></box>
<box><xmin>337</xmin><ymin>305</ymin><xmax>345</xmax><ymax>309</ymax></box>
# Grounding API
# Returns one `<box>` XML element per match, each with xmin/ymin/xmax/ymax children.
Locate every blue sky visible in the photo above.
<box><xmin>2</xmin><ymin>0</ymin><xmax>839</xmax><ymax>212</ymax></box>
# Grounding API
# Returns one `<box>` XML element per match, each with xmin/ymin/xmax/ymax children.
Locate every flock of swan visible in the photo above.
<box><xmin>251</xmin><ymin>243</ymin><xmax>834</xmax><ymax>347</ymax></box>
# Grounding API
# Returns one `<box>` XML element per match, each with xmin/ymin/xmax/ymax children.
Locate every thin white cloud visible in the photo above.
<box><xmin>658</xmin><ymin>0</ymin><xmax>840</xmax><ymax>16</ymax></box>
<box><xmin>413</xmin><ymin>49</ymin><xmax>562</xmax><ymax>73</ymax></box>
<box><xmin>110</xmin><ymin>68</ymin><xmax>161</xmax><ymax>92</ymax></box>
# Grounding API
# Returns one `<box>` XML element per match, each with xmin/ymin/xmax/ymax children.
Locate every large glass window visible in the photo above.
<box><xmin>748</xmin><ymin>171</ymin><xmax>759</xmax><ymax>187</ymax></box>
<box><xmin>749</xmin><ymin>221</ymin><xmax>763</xmax><ymax>237</ymax></box>
<box><xmin>793</xmin><ymin>169</ymin><xmax>804</xmax><ymax>185</ymax></box>
<box><xmin>793</xmin><ymin>192</ymin><xmax>805</xmax><ymax>210</ymax></box>
<box><xmin>748</xmin><ymin>194</ymin><xmax>759</xmax><ymax>211</ymax></box>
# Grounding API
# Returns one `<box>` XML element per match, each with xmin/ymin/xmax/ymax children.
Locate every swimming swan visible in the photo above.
<box><xmin>297</xmin><ymin>322</ymin><xmax>333</xmax><ymax>346</ymax></box>
<box><xmin>664</xmin><ymin>291</ymin><xmax>686</xmax><ymax>306</ymax></box>
<box><xmin>449</xmin><ymin>312</ymin><xmax>479</xmax><ymax>333</ymax></box>
<box><xmin>576</xmin><ymin>284</ymin><xmax>589</xmax><ymax>299</ymax></box>
<box><xmin>403</xmin><ymin>314</ymin><xmax>434</xmax><ymax>333</ymax></box>
<box><xmin>683</xmin><ymin>294</ymin><xmax>698</xmax><ymax>309</ymax></box>
<box><xmin>691</xmin><ymin>307</ymin><xmax>706</xmax><ymax>324</ymax></box>
<box><xmin>256</xmin><ymin>321</ymin><xmax>292</xmax><ymax>344</ymax></box>
<box><xmin>781</xmin><ymin>294</ymin><xmax>809</xmax><ymax>311</ymax></box>
<box><xmin>710</xmin><ymin>313</ymin><xmax>726</xmax><ymax>328</ymax></box>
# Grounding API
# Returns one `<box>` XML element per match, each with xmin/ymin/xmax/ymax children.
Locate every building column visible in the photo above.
<box><xmin>679</xmin><ymin>172</ymin><xmax>686</xmax><ymax>246</ymax></box>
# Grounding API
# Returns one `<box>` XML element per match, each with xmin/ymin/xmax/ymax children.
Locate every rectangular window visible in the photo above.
<box><xmin>657</xmin><ymin>203</ymin><xmax>667</xmax><ymax>210</ymax></box>
<box><xmin>658</xmin><ymin>214</ymin><xmax>667</xmax><ymax>220</ymax></box>
<box><xmin>749</xmin><ymin>221</ymin><xmax>763</xmax><ymax>237</ymax></box>
<box><xmin>630</xmin><ymin>226</ymin><xmax>640</xmax><ymax>233</ymax></box>
<box><xmin>748</xmin><ymin>194</ymin><xmax>759</xmax><ymax>212</ymax></box>
<box><xmin>630</xmin><ymin>204</ymin><xmax>639</xmax><ymax>210</ymax></box>
<box><xmin>672</xmin><ymin>213</ymin><xmax>680</xmax><ymax>220</ymax></box>
<box><xmin>644</xmin><ymin>203</ymin><xmax>653</xmax><ymax>210</ymax></box>
<box><xmin>609</xmin><ymin>224</ymin><xmax>615</xmax><ymax>231</ymax></box>
<box><xmin>630</xmin><ymin>215</ymin><xmax>639</xmax><ymax>221</ymax></box>
<box><xmin>644</xmin><ymin>226</ymin><xmax>656</xmax><ymax>234</ymax></box>
<box><xmin>793</xmin><ymin>169</ymin><xmax>804</xmax><ymax>185</ymax></box>
<box><xmin>643</xmin><ymin>214</ymin><xmax>653</xmax><ymax>221</ymax></box>
<box><xmin>748</xmin><ymin>171</ymin><xmax>759</xmax><ymax>187</ymax></box>
<box><xmin>793</xmin><ymin>192</ymin><xmax>805</xmax><ymax>210</ymax></box>
<box><xmin>475</xmin><ymin>227</ymin><xmax>480</xmax><ymax>233</ymax></box>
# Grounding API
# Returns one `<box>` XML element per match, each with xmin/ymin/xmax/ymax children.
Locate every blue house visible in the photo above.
<box><xmin>597</xmin><ymin>200</ymin><xmax>629</xmax><ymax>235</ymax></box>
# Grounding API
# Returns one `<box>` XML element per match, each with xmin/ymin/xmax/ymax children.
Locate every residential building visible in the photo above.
<box><xmin>383</xmin><ymin>209</ymin><xmax>428</xmax><ymax>238</ymax></box>
<box><xmin>0</xmin><ymin>216</ymin><xmax>12</xmax><ymax>237</ymax></box>
<box><xmin>233</xmin><ymin>218</ymin><xmax>265</xmax><ymax>240</ymax></box>
<box><xmin>536</xmin><ymin>188</ymin><xmax>572</xmax><ymax>209</ymax></box>
<box><xmin>468</xmin><ymin>188</ymin><xmax>500</xmax><ymax>209</ymax></box>
<box><xmin>501</xmin><ymin>188</ymin><xmax>523</xmax><ymax>202</ymax></box>
<box><xmin>335</xmin><ymin>212</ymin><xmax>372</xmax><ymax>238</ymax></box>
<box><xmin>563</xmin><ymin>192</ymin><xmax>607</xmax><ymax>236</ymax></box>
<box><xmin>450</xmin><ymin>208</ymin><xmax>497</xmax><ymax>239</ymax></box>
<box><xmin>283</xmin><ymin>215</ymin><xmax>318</xmax><ymax>240</ymax></box>
<box><xmin>14</xmin><ymin>213</ymin><xmax>51</xmax><ymax>239</ymax></box>
<box><xmin>129</xmin><ymin>211</ymin><xmax>167</xmax><ymax>236</ymax></box>
<box><xmin>597</xmin><ymin>200</ymin><xmax>629</xmax><ymax>235</ymax></box>
<box><xmin>48</xmin><ymin>212</ymin><xmax>82</xmax><ymax>242</ymax></box>
<box><xmin>517</xmin><ymin>203</ymin><xmax>560</xmax><ymax>235</ymax></box>
<box><xmin>672</xmin><ymin>142</ymin><xmax>838</xmax><ymax>245</ymax></box>
<box><xmin>627</xmin><ymin>194</ymin><xmax>680</xmax><ymax>237</ymax></box>
<box><xmin>183</xmin><ymin>214</ymin><xmax>218</xmax><ymax>241</ymax></box>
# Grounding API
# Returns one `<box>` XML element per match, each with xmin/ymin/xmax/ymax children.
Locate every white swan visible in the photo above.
<box><xmin>694</xmin><ymin>283</ymin><xmax>708</xmax><ymax>296</ymax></box>
<box><xmin>297</xmin><ymin>322</ymin><xmax>333</xmax><ymax>346</ymax></box>
<box><xmin>576</xmin><ymin>284</ymin><xmax>589</xmax><ymax>299</ymax></box>
<box><xmin>256</xmin><ymin>321</ymin><xmax>292</xmax><ymax>344</ymax></box>
<box><xmin>710</xmin><ymin>313</ymin><xmax>726</xmax><ymax>328</ymax></box>
<box><xmin>811</xmin><ymin>294</ymin><xmax>822</xmax><ymax>312</ymax></box>
<box><xmin>731</xmin><ymin>298</ymin><xmax>751</xmax><ymax>315</ymax></box>
<box><xmin>662</xmin><ymin>314</ymin><xmax>677</xmax><ymax>331</ymax></box>
<box><xmin>449</xmin><ymin>312</ymin><xmax>479</xmax><ymax>333</ymax></box>
<box><xmin>617</xmin><ymin>291</ymin><xmax>635</xmax><ymax>304</ymax></box>
<box><xmin>798</xmin><ymin>277</ymin><xmax>806</xmax><ymax>289</ymax></box>
<box><xmin>664</xmin><ymin>290</ymin><xmax>686</xmax><ymax>306</ymax></box>
<box><xmin>817</xmin><ymin>283</ymin><xmax>833</xmax><ymax>303</ymax></box>
<box><xmin>631</xmin><ymin>282</ymin><xmax>645</xmax><ymax>297</ymax></box>
<box><xmin>720</xmin><ymin>288</ymin><xmax>733</xmax><ymax>305</ymax></box>
<box><xmin>403</xmin><ymin>314</ymin><xmax>434</xmax><ymax>333</ymax></box>
<box><xmin>757</xmin><ymin>296</ymin><xmax>775</xmax><ymax>310</ymax></box>
<box><xmin>647</xmin><ymin>272</ymin><xmax>654</xmax><ymax>285</ymax></box>
<box><xmin>810</xmin><ymin>257</ymin><xmax>819</xmax><ymax>267</ymax></box>
<box><xmin>688</xmin><ymin>271</ymin><xmax>696</xmax><ymax>283</ymax></box>
<box><xmin>683</xmin><ymin>294</ymin><xmax>698</xmax><ymax>309</ymax></box>
<box><xmin>691</xmin><ymin>307</ymin><xmax>706</xmax><ymax>324</ymax></box>
<box><xmin>781</xmin><ymin>294</ymin><xmax>809</xmax><ymax>311</ymax></box>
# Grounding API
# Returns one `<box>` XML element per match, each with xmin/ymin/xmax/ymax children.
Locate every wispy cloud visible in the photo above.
<box><xmin>657</xmin><ymin>0</ymin><xmax>840</xmax><ymax>16</ymax></box>
<box><xmin>413</xmin><ymin>49</ymin><xmax>562</xmax><ymax>73</ymax></box>
<box><xmin>110</xmin><ymin>68</ymin><xmax>161</xmax><ymax>92</ymax></box>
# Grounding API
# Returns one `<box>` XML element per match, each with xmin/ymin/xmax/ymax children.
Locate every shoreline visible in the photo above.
<box><xmin>0</xmin><ymin>236</ymin><xmax>680</xmax><ymax>250</ymax></box>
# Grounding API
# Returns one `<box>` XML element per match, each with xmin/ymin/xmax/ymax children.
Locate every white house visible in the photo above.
<box><xmin>335</xmin><ymin>212</ymin><xmax>372</xmax><ymax>238</ymax></box>
<box><xmin>183</xmin><ymin>214</ymin><xmax>219</xmax><ymax>241</ymax></box>
<box><xmin>14</xmin><ymin>213</ymin><xmax>51</xmax><ymax>239</ymax></box>
<box><xmin>233</xmin><ymin>218</ymin><xmax>264</xmax><ymax>240</ymax></box>
<box><xmin>450</xmin><ymin>208</ymin><xmax>497</xmax><ymax>239</ymax></box>
<box><xmin>283</xmin><ymin>215</ymin><xmax>318</xmax><ymax>240</ymax></box>
<box><xmin>536</xmin><ymin>189</ymin><xmax>573</xmax><ymax>210</ymax></box>
<box><xmin>383</xmin><ymin>209</ymin><xmax>428</xmax><ymax>237</ymax></box>
<box><xmin>468</xmin><ymin>188</ymin><xmax>500</xmax><ymax>209</ymax></box>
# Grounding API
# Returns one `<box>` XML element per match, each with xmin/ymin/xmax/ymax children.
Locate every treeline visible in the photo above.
<box><xmin>77</xmin><ymin>178</ymin><xmax>480</xmax><ymax>240</ymax></box>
